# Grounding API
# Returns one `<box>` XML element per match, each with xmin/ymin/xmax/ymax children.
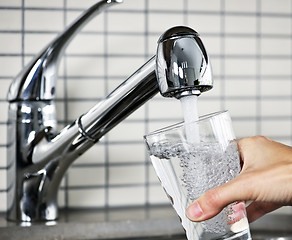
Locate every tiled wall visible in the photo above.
<box><xmin>1</xmin><ymin>0</ymin><xmax>292</xmax><ymax>212</ymax></box>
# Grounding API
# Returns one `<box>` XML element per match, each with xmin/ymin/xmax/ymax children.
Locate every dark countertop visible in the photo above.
<box><xmin>0</xmin><ymin>205</ymin><xmax>184</xmax><ymax>240</ymax></box>
<box><xmin>0</xmin><ymin>205</ymin><xmax>292</xmax><ymax>240</ymax></box>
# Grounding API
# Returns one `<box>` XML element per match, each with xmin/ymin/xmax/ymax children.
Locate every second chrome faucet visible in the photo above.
<box><xmin>7</xmin><ymin>0</ymin><xmax>213</xmax><ymax>222</ymax></box>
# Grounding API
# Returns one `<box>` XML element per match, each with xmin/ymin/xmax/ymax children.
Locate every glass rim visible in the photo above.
<box><xmin>144</xmin><ymin>110</ymin><xmax>229</xmax><ymax>139</ymax></box>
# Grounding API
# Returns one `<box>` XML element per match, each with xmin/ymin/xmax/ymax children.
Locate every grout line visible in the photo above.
<box><xmin>144</xmin><ymin>0</ymin><xmax>150</xmax><ymax>207</ymax></box>
<box><xmin>289</xmin><ymin>0</ymin><xmax>292</xmax><ymax>146</ymax></box>
<box><xmin>220</xmin><ymin>0</ymin><xmax>226</xmax><ymax>111</ymax></box>
<box><xmin>21</xmin><ymin>0</ymin><xmax>24</xmax><ymax>68</ymax></box>
<box><xmin>63</xmin><ymin>0</ymin><xmax>69</xmax><ymax>210</ymax></box>
<box><xmin>256</xmin><ymin>0</ymin><xmax>262</xmax><ymax>135</ymax></box>
<box><xmin>104</xmin><ymin>8</ymin><xmax>110</xmax><ymax>210</ymax></box>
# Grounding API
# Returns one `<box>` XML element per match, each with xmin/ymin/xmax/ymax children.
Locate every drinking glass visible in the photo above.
<box><xmin>144</xmin><ymin>110</ymin><xmax>252</xmax><ymax>240</ymax></box>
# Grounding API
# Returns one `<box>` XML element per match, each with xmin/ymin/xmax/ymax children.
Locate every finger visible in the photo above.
<box><xmin>246</xmin><ymin>201</ymin><xmax>282</xmax><ymax>223</ymax></box>
<box><xmin>186</xmin><ymin>175</ymin><xmax>253</xmax><ymax>222</ymax></box>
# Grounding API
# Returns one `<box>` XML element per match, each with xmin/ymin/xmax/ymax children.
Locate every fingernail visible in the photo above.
<box><xmin>186</xmin><ymin>201</ymin><xmax>204</xmax><ymax>220</ymax></box>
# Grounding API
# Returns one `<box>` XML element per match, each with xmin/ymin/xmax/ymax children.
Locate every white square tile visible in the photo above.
<box><xmin>109</xmin><ymin>165</ymin><xmax>145</xmax><ymax>185</ymax></box>
<box><xmin>225</xmin><ymin>58</ymin><xmax>257</xmax><ymax>76</ymax></box>
<box><xmin>0</xmin><ymin>10</ymin><xmax>21</xmax><ymax>31</ymax></box>
<box><xmin>107</xmin><ymin>56</ymin><xmax>146</xmax><ymax>76</ymax></box>
<box><xmin>261</xmin><ymin>119</ymin><xmax>291</xmax><ymax>138</ymax></box>
<box><xmin>66</xmin><ymin>56</ymin><xmax>105</xmax><ymax>77</ymax></box>
<box><xmin>6</xmin><ymin>163</ymin><xmax>15</xmax><ymax>189</ymax></box>
<box><xmin>147</xmin><ymin>120</ymin><xmax>178</xmax><ymax>134</ymax></box>
<box><xmin>225</xmin><ymin>0</ymin><xmax>256</xmax><ymax>12</ymax></box>
<box><xmin>225</xmin><ymin>15</ymin><xmax>257</xmax><ymax>34</ymax></box>
<box><xmin>261</xmin><ymin>58</ymin><xmax>291</xmax><ymax>76</ymax></box>
<box><xmin>66</xmin><ymin>11</ymin><xmax>105</xmax><ymax>33</ymax></box>
<box><xmin>202</xmin><ymin>36</ymin><xmax>221</xmax><ymax>56</ymax></box>
<box><xmin>148</xmin><ymin>165</ymin><xmax>161</xmax><ymax>184</ymax></box>
<box><xmin>203</xmin><ymin>79</ymin><xmax>220</xmax><ymax>98</ymax></box>
<box><xmin>0</xmin><ymin>169</ymin><xmax>6</xmax><ymax>189</ymax></box>
<box><xmin>108</xmin><ymin>12</ymin><xmax>145</xmax><ymax>33</ymax></box>
<box><xmin>57</xmin><ymin>188</ymin><xmax>65</xmax><ymax>208</ymax></box>
<box><xmin>66</xmin><ymin>78</ymin><xmax>105</xmax><ymax>99</ymax></box>
<box><xmin>66</xmin><ymin>33</ymin><xmax>104</xmax><ymax>55</ymax></box>
<box><xmin>0</xmin><ymin>147</ymin><xmax>7</xmax><ymax>168</ymax></box>
<box><xmin>116</xmin><ymin>0</ymin><xmax>144</xmax><ymax>10</ymax></box>
<box><xmin>0</xmin><ymin>56</ymin><xmax>22</xmax><ymax>76</ymax></box>
<box><xmin>261</xmin><ymin>16</ymin><xmax>291</xmax><ymax>35</ymax></box>
<box><xmin>187</xmin><ymin>14</ymin><xmax>221</xmax><ymax>34</ymax></box>
<box><xmin>74</xmin><ymin>145</ymin><xmax>105</xmax><ymax>165</ymax></box>
<box><xmin>0</xmin><ymin>192</ymin><xmax>7</xmax><ymax>212</ymax></box>
<box><xmin>108</xmin><ymin>144</ymin><xmax>145</xmax><ymax>163</ymax></box>
<box><xmin>148</xmin><ymin>13</ymin><xmax>184</xmax><ymax>33</ymax></box>
<box><xmin>261</xmin><ymin>99</ymin><xmax>291</xmax><ymax>117</ymax></box>
<box><xmin>68</xmin><ymin>188</ymin><xmax>105</xmax><ymax>207</ymax></box>
<box><xmin>67</xmin><ymin>0</ymin><xmax>99</xmax><ymax>9</ymax></box>
<box><xmin>225</xmin><ymin>99</ymin><xmax>257</xmax><ymax>118</ymax></box>
<box><xmin>260</xmin><ymin>37</ymin><xmax>291</xmax><ymax>56</ymax></box>
<box><xmin>0</xmin><ymin>125</ymin><xmax>7</xmax><ymax>145</ymax></box>
<box><xmin>107</xmin><ymin>34</ymin><xmax>145</xmax><ymax>55</ymax></box>
<box><xmin>108</xmin><ymin>186</ymin><xmax>145</xmax><ymax>206</ymax></box>
<box><xmin>232</xmin><ymin>120</ymin><xmax>257</xmax><ymax>138</ymax></box>
<box><xmin>261</xmin><ymin>0</ymin><xmax>291</xmax><ymax>14</ymax></box>
<box><xmin>0</xmin><ymin>80</ymin><xmax>12</xmax><ymax>99</ymax></box>
<box><xmin>0</xmin><ymin>33</ymin><xmax>21</xmax><ymax>54</ymax></box>
<box><xmin>225</xmin><ymin>36</ymin><xmax>257</xmax><ymax>55</ymax></box>
<box><xmin>55</xmin><ymin>78</ymin><xmax>65</xmax><ymax>99</ymax></box>
<box><xmin>25</xmin><ymin>0</ymin><xmax>64</xmax><ymax>8</ymax></box>
<box><xmin>261</xmin><ymin>79</ymin><xmax>291</xmax><ymax>97</ymax></box>
<box><xmin>0</xmin><ymin>102</ymin><xmax>8</xmax><ymax>122</ymax></box>
<box><xmin>25</xmin><ymin>10</ymin><xmax>64</xmax><ymax>32</ymax></box>
<box><xmin>149</xmin><ymin>0</ymin><xmax>183</xmax><ymax>11</ymax></box>
<box><xmin>55</xmin><ymin>105</ymin><xmax>66</xmax><ymax>124</ymax></box>
<box><xmin>208</xmin><ymin>60</ymin><xmax>221</xmax><ymax>81</ymax></box>
<box><xmin>67</xmin><ymin>100</ymin><xmax>96</xmax><ymax>121</ymax></box>
<box><xmin>148</xmin><ymin>185</ymin><xmax>168</xmax><ymax>204</ymax></box>
<box><xmin>107</xmin><ymin>122</ymin><xmax>145</xmax><ymax>142</ymax></box>
<box><xmin>68</xmin><ymin>167</ymin><xmax>105</xmax><ymax>186</ymax></box>
<box><xmin>24</xmin><ymin>56</ymin><xmax>35</xmax><ymax>67</ymax></box>
<box><xmin>198</xmin><ymin>100</ymin><xmax>222</xmax><ymax>117</ymax></box>
<box><xmin>7</xmin><ymin>186</ymin><xmax>14</xmax><ymax>210</ymax></box>
<box><xmin>148</xmin><ymin>99</ymin><xmax>183</xmax><ymax>120</ymax></box>
<box><xmin>0</xmin><ymin>0</ymin><xmax>21</xmax><ymax>7</ymax></box>
<box><xmin>147</xmin><ymin>34</ymin><xmax>162</xmax><ymax>56</ymax></box>
<box><xmin>225</xmin><ymin>79</ymin><xmax>257</xmax><ymax>97</ymax></box>
<box><xmin>188</xmin><ymin>0</ymin><xmax>220</xmax><ymax>11</ymax></box>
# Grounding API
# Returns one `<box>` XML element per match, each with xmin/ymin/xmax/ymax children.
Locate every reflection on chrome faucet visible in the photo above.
<box><xmin>7</xmin><ymin>0</ymin><xmax>213</xmax><ymax>222</ymax></box>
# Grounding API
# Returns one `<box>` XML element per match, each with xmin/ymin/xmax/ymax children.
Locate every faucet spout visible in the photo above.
<box><xmin>8</xmin><ymin>0</ymin><xmax>122</xmax><ymax>102</ymax></box>
<box><xmin>7</xmin><ymin>0</ymin><xmax>212</xmax><ymax>222</ymax></box>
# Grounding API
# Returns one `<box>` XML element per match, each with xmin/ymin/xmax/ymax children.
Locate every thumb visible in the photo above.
<box><xmin>186</xmin><ymin>177</ymin><xmax>249</xmax><ymax>222</ymax></box>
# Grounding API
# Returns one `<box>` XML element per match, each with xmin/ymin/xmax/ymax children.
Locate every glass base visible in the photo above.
<box><xmin>214</xmin><ymin>229</ymin><xmax>252</xmax><ymax>240</ymax></box>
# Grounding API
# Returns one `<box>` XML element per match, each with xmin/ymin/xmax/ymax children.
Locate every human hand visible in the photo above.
<box><xmin>186</xmin><ymin>136</ymin><xmax>292</xmax><ymax>223</ymax></box>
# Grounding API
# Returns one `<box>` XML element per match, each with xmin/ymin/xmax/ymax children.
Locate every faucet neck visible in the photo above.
<box><xmin>7</xmin><ymin>0</ymin><xmax>122</xmax><ymax>102</ymax></box>
<box><xmin>7</xmin><ymin>56</ymin><xmax>159</xmax><ymax>222</ymax></box>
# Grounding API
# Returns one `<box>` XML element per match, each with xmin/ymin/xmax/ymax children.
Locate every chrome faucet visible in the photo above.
<box><xmin>7</xmin><ymin>0</ymin><xmax>213</xmax><ymax>222</ymax></box>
